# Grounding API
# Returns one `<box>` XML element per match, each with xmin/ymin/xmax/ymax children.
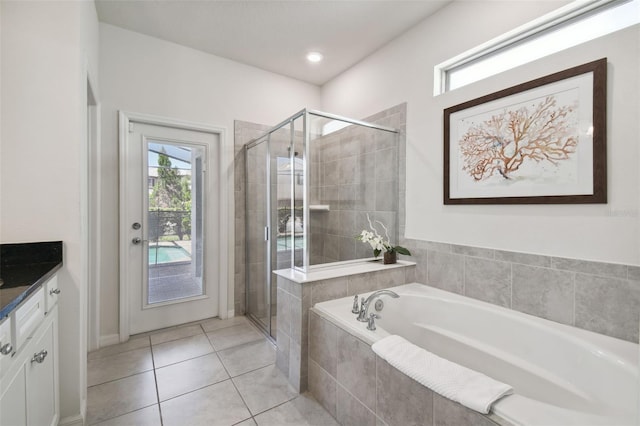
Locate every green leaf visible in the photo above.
<box><xmin>373</xmin><ymin>249</ymin><xmax>381</xmax><ymax>258</ymax></box>
<box><xmin>394</xmin><ymin>246</ymin><xmax>412</xmax><ymax>256</ymax></box>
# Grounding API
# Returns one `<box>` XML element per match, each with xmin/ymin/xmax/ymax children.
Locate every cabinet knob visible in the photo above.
<box><xmin>49</xmin><ymin>288</ymin><xmax>61</xmax><ymax>295</ymax></box>
<box><xmin>0</xmin><ymin>342</ymin><xmax>12</xmax><ymax>355</ymax></box>
<box><xmin>31</xmin><ymin>350</ymin><xmax>48</xmax><ymax>364</ymax></box>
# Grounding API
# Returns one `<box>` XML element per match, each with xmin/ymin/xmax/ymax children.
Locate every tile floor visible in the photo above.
<box><xmin>87</xmin><ymin>316</ymin><xmax>338</xmax><ymax>426</ymax></box>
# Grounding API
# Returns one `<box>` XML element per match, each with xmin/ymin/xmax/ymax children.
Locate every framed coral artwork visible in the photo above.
<box><xmin>444</xmin><ymin>58</ymin><xmax>607</xmax><ymax>204</ymax></box>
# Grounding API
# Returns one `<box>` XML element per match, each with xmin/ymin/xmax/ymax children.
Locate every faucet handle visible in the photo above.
<box><xmin>351</xmin><ymin>295</ymin><xmax>360</xmax><ymax>314</ymax></box>
<box><xmin>357</xmin><ymin>297</ymin><xmax>368</xmax><ymax>322</ymax></box>
<box><xmin>367</xmin><ymin>313</ymin><xmax>380</xmax><ymax>331</ymax></box>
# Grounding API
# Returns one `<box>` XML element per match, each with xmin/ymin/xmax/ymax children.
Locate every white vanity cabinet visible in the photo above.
<box><xmin>0</xmin><ymin>274</ymin><xmax>59</xmax><ymax>426</ymax></box>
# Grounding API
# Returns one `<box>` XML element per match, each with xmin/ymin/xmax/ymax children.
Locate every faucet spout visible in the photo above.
<box><xmin>357</xmin><ymin>289</ymin><xmax>400</xmax><ymax>322</ymax></box>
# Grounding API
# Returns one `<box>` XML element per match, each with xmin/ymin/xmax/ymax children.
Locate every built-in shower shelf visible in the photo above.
<box><xmin>309</xmin><ymin>205</ymin><xmax>330</xmax><ymax>211</ymax></box>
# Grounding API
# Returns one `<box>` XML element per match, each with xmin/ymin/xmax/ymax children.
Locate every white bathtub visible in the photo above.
<box><xmin>313</xmin><ymin>283</ymin><xmax>638</xmax><ymax>426</ymax></box>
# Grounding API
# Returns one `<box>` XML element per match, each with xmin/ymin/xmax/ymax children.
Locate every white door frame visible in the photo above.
<box><xmin>118</xmin><ymin>111</ymin><xmax>229</xmax><ymax>341</ymax></box>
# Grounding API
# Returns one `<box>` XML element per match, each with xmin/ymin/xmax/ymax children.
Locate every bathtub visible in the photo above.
<box><xmin>313</xmin><ymin>283</ymin><xmax>638</xmax><ymax>426</ymax></box>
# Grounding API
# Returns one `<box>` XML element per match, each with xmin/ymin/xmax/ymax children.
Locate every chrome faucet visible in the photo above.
<box><xmin>356</xmin><ymin>290</ymin><xmax>399</xmax><ymax>322</ymax></box>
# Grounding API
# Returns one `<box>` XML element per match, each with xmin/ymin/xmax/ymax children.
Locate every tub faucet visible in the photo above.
<box><xmin>357</xmin><ymin>290</ymin><xmax>399</xmax><ymax>322</ymax></box>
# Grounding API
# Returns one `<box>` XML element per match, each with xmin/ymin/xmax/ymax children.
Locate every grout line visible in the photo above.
<box><xmin>150</xmin><ymin>339</ymin><xmax>164</xmax><ymax>426</ymax></box>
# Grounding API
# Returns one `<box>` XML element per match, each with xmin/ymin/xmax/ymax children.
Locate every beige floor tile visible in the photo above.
<box><xmin>88</xmin><ymin>347</ymin><xmax>153</xmax><ymax>387</ymax></box>
<box><xmin>161</xmin><ymin>380</ymin><xmax>251</xmax><ymax>426</ymax></box>
<box><xmin>206</xmin><ymin>323</ymin><xmax>263</xmax><ymax>351</ymax></box>
<box><xmin>150</xmin><ymin>323</ymin><xmax>204</xmax><ymax>345</ymax></box>
<box><xmin>234</xmin><ymin>419</ymin><xmax>257</xmax><ymax>426</ymax></box>
<box><xmin>233</xmin><ymin>364</ymin><xmax>298</xmax><ymax>415</ymax></box>
<box><xmin>254</xmin><ymin>393</ymin><xmax>339</xmax><ymax>426</ymax></box>
<box><xmin>86</xmin><ymin>371</ymin><xmax>157</xmax><ymax>425</ymax></box>
<box><xmin>201</xmin><ymin>315</ymin><xmax>249</xmax><ymax>332</ymax></box>
<box><xmin>218</xmin><ymin>339</ymin><xmax>276</xmax><ymax>377</ymax></box>
<box><xmin>93</xmin><ymin>404</ymin><xmax>161</xmax><ymax>426</ymax></box>
<box><xmin>152</xmin><ymin>334</ymin><xmax>214</xmax><ymax>368</ymax></box>
<box><xmin>156</xmin><ymin>353</ymin><xmax>229</xmax><ymax>401</ymax></box>
<box><xmin>88</xmin><ymin>336</ymin><xmax>150</xmax><ymax>361</ymax></box>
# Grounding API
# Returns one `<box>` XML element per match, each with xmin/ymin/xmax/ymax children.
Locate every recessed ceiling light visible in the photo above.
<box><xmin>306</xmin><ymin>52</ymin><xmax>323</xmax><ymax>63</ymax></box>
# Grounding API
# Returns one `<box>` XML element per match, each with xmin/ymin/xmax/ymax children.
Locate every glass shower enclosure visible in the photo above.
<box><xmin>244</xmin><ymin>109</ymin><xmax>399</xmax><ymax>338</ymax></box>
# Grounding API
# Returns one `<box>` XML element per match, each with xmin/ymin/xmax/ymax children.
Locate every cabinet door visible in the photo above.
<box><xmin>26</xmin><ymin>318</ymin><xmax>56</xmax><ymax>426</ymax></box>
<box><xmin>0</xmin><ymin>364</ymin><xmax>27</xmax><ymax>426</ymax></box>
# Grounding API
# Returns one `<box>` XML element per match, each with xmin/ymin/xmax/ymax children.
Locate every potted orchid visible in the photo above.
<box><xmin>356</xmin><ymin>215</ymin><xmax>411</xmax><ymax>264</ymax></box>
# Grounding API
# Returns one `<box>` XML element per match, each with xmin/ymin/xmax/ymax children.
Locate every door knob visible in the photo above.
<box><xmin>132</xmin><ymin>237</ymin><xmax>148</xmax><ymax>245</ymax></box>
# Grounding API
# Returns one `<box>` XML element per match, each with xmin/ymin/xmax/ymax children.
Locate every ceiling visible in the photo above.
<box><xmin>95</xmin><ymin>0</ymin><xmax>451</xmax><ymax>85</ymax></box>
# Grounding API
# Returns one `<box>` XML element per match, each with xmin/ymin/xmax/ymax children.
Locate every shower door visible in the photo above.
<box><xmin>245</xmin><ymin>136</ymin><xmax>271</xmax><ymax>335</ymax></box>
<box><xmin>245</xmin><ymin>116</ymin><xmax>301</xmax><ymax>339</ymax></box>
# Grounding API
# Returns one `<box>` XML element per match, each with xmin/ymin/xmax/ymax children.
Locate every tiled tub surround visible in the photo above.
<box><xmin>308</xmin><ymin>308</ymin><xmax>507</xmax><ymax>426</ymax></box>
<box><xmin>397</xmin><ymin>239</ymin><xmax>640</xmax><ymax>343</ymax></box>
<box><xmin>308</xmin><ymin>285</ymin><xmax>638</xmax><ymax>426</ymax></box>
<box><xmin>274</xmin><ymin>259</ymin><xmax>416</xmax><ymax>392</ymax></box>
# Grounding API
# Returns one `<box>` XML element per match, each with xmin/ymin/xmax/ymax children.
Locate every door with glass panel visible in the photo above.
<box><xmin>124</xmin><ymin>121</ymin><xmax>219</xmax><ymax>334</ymax></box>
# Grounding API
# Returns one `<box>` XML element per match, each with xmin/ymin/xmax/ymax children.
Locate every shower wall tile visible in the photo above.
<box><xmin>464</xmin><ymin>257</ymin><xmax>511</xmax><ymax>308</ymax></box>
<box><xmin>512</xmin><ymin>264</ymin><xmax>574</xmax><ymax>325</ymax></box>
<box><xmin>338</xmin><ymin>236</ymin><xmax>356</xmax><ymax>261</ymax></box>
<box><xmin>575</xmin><ymin>274</ymin><xmax>640</xmax><ymax>342</ymax></box>
<box><xmin>551</xmin><ymin>257</ymin><xmax>628</xmax><ymax>279</ymax></box>
<box><xmin>375</xmin><ymin>148</ymin><xmax>397</xmax><ymax>182</ymax></box>
<box><xmin>375</xmin><ymin>180</ymin><xmax>398</xmax><ymax>211</ymax></box>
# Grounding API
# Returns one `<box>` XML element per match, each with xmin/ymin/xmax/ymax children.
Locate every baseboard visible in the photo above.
<box><xmin>58</xmin><ymin>413</ymin><xmax>84</xmax><ymax>426</ymax></box>
<box><xmin>227</xmin><ymin>309</ymin><xmax>235</xmax><ymax>318</ymax></box>
<box><xmin>99</xmin><ymin>333</ymin><xmax>120</xmax><ymax>347</ymax></box>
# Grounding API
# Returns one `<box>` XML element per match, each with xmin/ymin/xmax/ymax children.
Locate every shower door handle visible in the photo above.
<box><xmin>264</xmin><ymin>226</ymin><xmax>270</xmax><ymax>241</ymax></box>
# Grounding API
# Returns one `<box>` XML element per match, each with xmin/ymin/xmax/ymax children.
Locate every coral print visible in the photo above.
<box><xmin>459</xmin><ymin>96</ymin><xmax>578</xmax><ymax>182</ymax></box>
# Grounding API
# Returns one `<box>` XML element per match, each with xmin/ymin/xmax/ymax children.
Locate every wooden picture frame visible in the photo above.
<box><xmin>444</xmin><ymin>58</ymin><xmax>607</xmax><ymax>205</ymax></box>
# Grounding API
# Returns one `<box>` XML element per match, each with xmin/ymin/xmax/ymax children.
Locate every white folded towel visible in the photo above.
<box><xmin>372</xmin><ymin>335</ymin><xmax>513</xmax><ymax>414</ymax></box>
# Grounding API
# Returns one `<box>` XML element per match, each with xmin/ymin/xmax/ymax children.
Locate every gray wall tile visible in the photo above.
<box><xmin>309</xmin><ymin>359</ymin><xmax>337</xmax><ymax>418</ymax></box>
<box><xmin>512</xmin><ymin>265</ymin><xmax>574</xmax><ymax>325</ymax></box>
<box><xmin>427</xmin><ymin>250</ymin><xmax>464</xmax><ymax>294</ymax></box>
<box><xmin>495</xmin><ymin>250</ymin><xmax>551</xmax><ymax>267</ymax></box>
<box><xmin>465</xmin><ymin>258</ymin><xmax>511</xmax><ymax>308</ymax></box>
<box><xmin>433</xmin><ymin>394</ymin><xmax>499</xmax><ymax>426</ymax></box>
<box><xmin>551</xmin><ymin>257</ymin><xmax>628</xmax><ymax>279</ymax></box>
<box><xmin>628</xmin><ymin>266</ymin><xmax>640</xmax><ymax>281</ymax></box>
<box><xmin>575</xmin><ymin>274</ymin><xmax>640</xmax><ymax>342</ymax></box>
<box><xmin>337</xmin><ymin>329</ymin><xmax>376</xmax><ymax>410</ymax></box>
<box><xmin>309</xmin><ymin>311</ymin><xmax>338</xmax><ymax>376</ymax></box>
<box><xmin>336</xmin><ymin>385</ymin><xmax>377</xmax><ymax>426</ymax></box>
<box><xmin>452</xmin><ymin>244</ymin><xmax>495</xmax><ymax>259</ymax></box>
<box><xmin>311</xmin><ymin>277</ymin><xmax>348</xmax><ymax>305</ymax></box>
<box><xmin>376</xmin><ymin>357</ymin><xmax>433</xmax><ymax>426</ymax></box>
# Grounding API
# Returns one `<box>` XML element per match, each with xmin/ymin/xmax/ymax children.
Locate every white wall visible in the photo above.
<box><xmin>98</xmin><ymin>23</ymin><xmax>321</xmax><ymax>339</ymax></box>
<box><xmin>322</xmin><ymin>1</ymin><xmax>640</xmax><ymax>265</ymax></box>
<box><xmin>1</xmin><ymin>0</ymin><xmax>100</xmax><ymax>422</ymax></box>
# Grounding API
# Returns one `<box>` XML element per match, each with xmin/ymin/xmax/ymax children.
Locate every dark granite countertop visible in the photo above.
<box><xmin>0</xmin><ymin>241</ymin><xmax>63</xmax><ymax>320</ymax></box>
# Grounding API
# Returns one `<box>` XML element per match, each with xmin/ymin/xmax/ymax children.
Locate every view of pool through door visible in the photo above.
<box><xmin>122</xmin><ymin>119</ymin><xmax>220</xmax><ymax>335</ymax></box>
<box><xmin>146</xmin><ymin>141</ymin><xmax>205</xmax><ymax>304</ymax></box>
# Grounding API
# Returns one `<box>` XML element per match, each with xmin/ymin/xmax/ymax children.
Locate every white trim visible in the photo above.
<box><xmin>99</xmin><ymin>333</ymin><xmax>121</xmax><ymax>347</ymax></box>
<box><xmin>433</xmin><ymin>0</ymin><xmax>621</xmax><ymax>95</ymax></box>
<box><xmin>58</xmin><ymin>414</ymin><xmax>84</xmax><ymax>426</ymax></box>
<box><xmin>118</xmin><ymin>111</ymin><xmax>229</xmax><ymax>340</ymax></box>
<box><xmin>227</xmin><ymin>309</ymin><xmax>235</xmax><ymax>318</ymax></box>
<box><xmin>87</xmin><ymin>71</ymin><xmax>101</xmax><ymax>352</ymax></box>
